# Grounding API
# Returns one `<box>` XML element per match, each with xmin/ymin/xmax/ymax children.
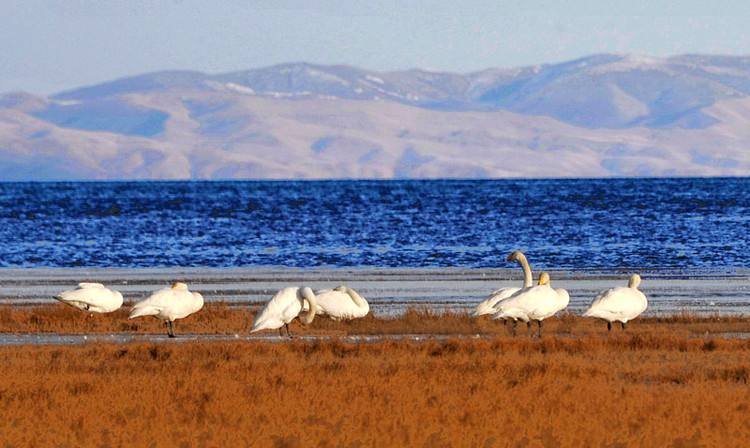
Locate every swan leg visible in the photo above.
<box><xmin>285</xmin><ymin>323</ymin><xmax>293</xmax><ymax>339</ymax></box>
<box><xmin>537</xmin><ymin>320</ymin><xmax>543</xmax><ymax>338</ymax></box>
<box><xmin>278</xmin><ymin>327</ymin><xmax>285</xmax><ymax>337</ymax></box>
<box><xmin>607</xmin><ymin>321</ymin><xmax>612</xmax><ymax>332</ymax></box>
<box><xmin>167</xmin><ymin>321</ymin><xmax>175</xmax><ymax>338</ymax></box>
<box><xmin>621</xmin><ymin>322</ymin><xmax>626</xmax><ymax>331</ymax></box>
<box><xmin>511</xmin><ymin>320</ymin><xmax>517</xmax><ymax>336</ymax></box>
<box><xmin>526</xmin><ymin>321</ymin><xmax>532</xmax><ymax>336</ymax></box>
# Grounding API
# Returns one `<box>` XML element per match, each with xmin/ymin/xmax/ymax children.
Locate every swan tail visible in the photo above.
<box><xmin>128</xmin><ymin>306</ymin><xmax>160</xmax><ymax>319</ymax></box>
<box><xmin>472</xmin><ymin>303</ymin><xmax>496</xmax><ymax>317</ymax></box>
<box><xmin>250</xmin><ymin>317</ymin><xmax>278</xmax><ymax>333</ymax></box>
<box><xmin>583</xmin><ymin>308</ymin><xmax>610</xmax><ymax>320</ymax></box>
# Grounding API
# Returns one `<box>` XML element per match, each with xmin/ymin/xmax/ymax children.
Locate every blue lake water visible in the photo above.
<box><xmin>0</xmin><ymin>178</ymin><xmax>748</xmax><ymax>269</ymax></box>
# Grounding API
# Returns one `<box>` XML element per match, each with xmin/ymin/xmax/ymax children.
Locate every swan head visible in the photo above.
<box><xmin>628</xmin><ymin>274</ymin><xmax>641</xmax><ymax>289</ymax></box>
<box><xmin>333</xmin><ymin>285</ymin><xmax>347</xmax><ymax>293</ymax></box>
<box><xmin>171</xmin><ymin>282</ymin><xmax>188</xmax><ymax>290</ymax></box>
<box><xmin>537</xmin><ymin>272</ymin><xmax>550</xmax><ymax>286</ymax></box>
<box><xmin>506</xmin><ymin>250</ymin><xmax>525</xmax><ymax>262</ymax></box>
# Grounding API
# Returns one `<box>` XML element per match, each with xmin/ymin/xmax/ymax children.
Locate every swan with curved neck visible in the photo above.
<box><xmin>584</xmin><ymin>274</ymin><xmax>647</xmax><ymax>331</ymax></box>
<box><xmin>251</xmin><ymin>286</ymin><xmax>318</xmax><ymax>338</ymax></box>
<box><xmin>473</xmin><ymin>250</ymin><xmax>533</xmax><ymax>317</ymax></box>
<box><xmin>509</xmin><ymin>250</ymin><xmax>533</xmax><ymax>288</ymax></box>
<box><xmin>312</xmin><ymin>286</ymin><xmax>370</xmax><ymax>321</ymax></box>
<box><xmin>493</xmin><ymin>271</ymin><xmax>569</xmax><ymax>337</ymax></box>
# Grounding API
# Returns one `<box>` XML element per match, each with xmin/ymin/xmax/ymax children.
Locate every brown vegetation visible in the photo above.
<box><xmin>2</xmin><ymin>304</ymin><xmax>750</xmax><ymax>339</ymax></box>
<box><xmin>1</xmin><ymin>336</ymin><xmax>750</xmax><ymax>446</ymax></box>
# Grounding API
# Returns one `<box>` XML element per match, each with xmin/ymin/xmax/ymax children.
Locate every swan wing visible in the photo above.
<box><xmin>473</xmin><ymin>287</ymin><xmax>520</xmax><ymax>316</ymax></box>
<box><xmin>77</xmin><ymin>282</ymin><xmax>106</xmax><ymax>289</ymax></box>
<box><xmin>56</xmin><ymin>285</ymin><xmax>122</xmax><ymax>313</ymax></box>
<box><xmin>494</xmin><ymin>285</ymin><xmax>560</xmax><ymax>321</ymax></box>
<box><xmin>314</xmin><ymin>290</ymin><xmax>368</xmax><ymax>320</ymax></box>
<box><xmin>129</xmin><ymin>287</ymin><xmax>174</xmax><ymax>319</ymax></box>
<box><xmin>584</xmin><ymin>287</ymin><xmax>647</xmax><ymax>322</ymax></box>
<box><xmin>251</xmin><ymin>287</ymin><xmax>300</xmax><ymax>332</ymax></box>
<box><xmin>524</xmin><ymin>286</ymin><xmax>565</xmax><ymax>320</ymax></box>
<box><xmin>160</xmin><ymin>290</ymin><xmax>203</xmax><ymax>321</ymax></box>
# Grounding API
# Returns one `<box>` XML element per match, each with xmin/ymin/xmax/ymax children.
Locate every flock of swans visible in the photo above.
<box><xmin>52</xmin><ymin>250</ymin><xmax>647</xmax><ymax>338</ymax></box>
<box><xmin>472</xmin><ymin>251</ymin><xmax>648</xmax><ymax>336</ymax></box>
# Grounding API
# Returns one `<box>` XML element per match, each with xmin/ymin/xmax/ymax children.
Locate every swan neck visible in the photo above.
<box><xmin>300</xmin><ymin>288</ymin><xmax>317</xmax><ymax>325</ymax></box>
<box><xmin>628</xmin><ymin>275</ymin><xmax>641</xmax><ymax>289</ymax></box>
<box><xmin>516</xmin><ymin>254</ymin><xmax>533</xmax><ymax>288</ymax></box>
<box><xmin>343</xmin><ymin>287</ymin><xmax>367</xmax><ymax>309</ymax></box>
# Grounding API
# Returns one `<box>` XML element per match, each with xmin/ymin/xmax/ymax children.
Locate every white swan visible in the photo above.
<box><xmin>128</xmin><ymin>282</ymin><xmax>204</xmax><ymax>338</ymax></box>
<box><xmin>583</xmin><ymin>274</ymin><xmax>648</xmax><ymax>331</ymax></box>
<box><xmin>493</xmin><ymin>272</ymin><xmax>569</xmax><ymax>336</ymax></box>
<box><xmin>312</xmin><ymin>286</ymin><xmax>369</xmax><ymax>321</ymax></box>
<box><xmin>473</xmin><ymin>250</ymin><xmax>533</xmax><ymax>317</ymax></box>
<box><xmin>55</xmin><ymin>283</ymin><xmax>123</xmax><ymax>313</ymax></box>
<box><xmin>251</xmin><ymin>287</ymin><xmax>318</xmax><ymax>337</ymax></box>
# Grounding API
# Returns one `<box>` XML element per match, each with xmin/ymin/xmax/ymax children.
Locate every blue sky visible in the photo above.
<box><xmin>3</xmin><ymin>0</ymin><xmax>750</xmax><ymax>94</ymax></box>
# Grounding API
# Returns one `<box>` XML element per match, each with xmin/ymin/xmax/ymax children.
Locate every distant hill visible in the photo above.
<box><xmin>2</xmin><ymin>54</ymin><xmax>750</xmax><ymax>180</ymax></box>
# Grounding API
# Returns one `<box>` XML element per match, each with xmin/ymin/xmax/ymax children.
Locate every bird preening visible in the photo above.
<box><xmin>128</xmin><ymin>282</ymin><xmax>204</xmax><ymax>338</ymax></box>
<box><xmin>51</xmin><ymin>253</ymin><xmax>648</xmax><ymax>339</ymax></box>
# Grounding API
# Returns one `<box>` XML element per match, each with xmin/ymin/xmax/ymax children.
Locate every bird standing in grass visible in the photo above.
<box><xmin>251</xmin><ymin>287</ymin><xmax>318</xmax><ymax>338</ymax></box>
<box><xmin>473</xmin><ymin>250</ymin><xmax>533</xmax><ymax>317</ymax></box>
<box><xmin>584</xmin><ymin>274</ymin><xmax>648</xmax><ymax>332</ymax></box>
<box><xmin>128</xmin><ymin>282</ymin><xmax>204</xmax><ymax>338</ymax></box>
<box><xmin>493</xmin><ymin>272</ymin><xmax>569</xmax><ymax>337</ymax></box>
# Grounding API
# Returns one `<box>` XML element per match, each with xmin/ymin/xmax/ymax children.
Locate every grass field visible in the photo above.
<box><xmin>2</xmin><ymin>303</ymin><xmax>750</xmax><ymax>338</ymax></box>
<box><xmin>1</xmin><ymin>333</ymin><xmax>750</xmax><ymax>445</ymax></box>
<box><xmin>2</xmin><ymin>305</ymin><xmax>750</xmax><ymax>446</ymax></box>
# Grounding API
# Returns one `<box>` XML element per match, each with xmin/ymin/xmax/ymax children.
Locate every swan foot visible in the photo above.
<box><xmin>285</xmin><ymin>323</ymin><xmax>293</xmax><ymax>339</ymax></box>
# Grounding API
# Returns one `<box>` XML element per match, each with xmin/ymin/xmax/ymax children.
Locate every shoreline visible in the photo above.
<box><xmin>2</xmin><ymin>305</ymin><xmax>749</xmax><ymax>341</ymax></box>
<box><xmin>1</xmin><ymin>266</ymin><xmax>748</xmax><ymax>316</ymax></box>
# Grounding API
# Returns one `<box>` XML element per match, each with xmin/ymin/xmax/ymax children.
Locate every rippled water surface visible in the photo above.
<box><xmin>0</xmin><ymin>178</ymin><xmax>748</xmax><ymax>269</ymax></box>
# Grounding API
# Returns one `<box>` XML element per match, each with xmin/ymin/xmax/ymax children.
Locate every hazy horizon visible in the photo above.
<box><xmin>5</xmin><ymin>1</ymin><xmax>750</xmax><ymax>93</ymax></box>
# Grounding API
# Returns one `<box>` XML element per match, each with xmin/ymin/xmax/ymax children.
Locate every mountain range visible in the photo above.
<box><xmin>2</xmin><ymin>53</ymin><xmax>750</xmax><ymax>179</ymax></box>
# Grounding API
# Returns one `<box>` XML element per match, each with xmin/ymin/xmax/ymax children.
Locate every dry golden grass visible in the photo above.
<box><xmin>1</xmin><ymin>336</ymin><xmax>750</xmax><ymax>446</ymax></box>
<box><xmin>2</xmin><ymin>304</ymin><xmax>750</xmax><ymax>339</ymax></box>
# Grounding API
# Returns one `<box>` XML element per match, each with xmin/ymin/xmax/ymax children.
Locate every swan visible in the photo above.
<box><xmin>54</xmin><ymin>283</ymin><xmax>123</xmax><ymax>313</ymax></box>
<box><xmin>251</xmin><ymin>287</ymin><xmax>318</xmax><ymax>337</ymax></box>
<box><xmin>311</xmin><ymin>286</ymin><xmax>369</xmax><ymax>321</ymax></box>
<box><xmin>473</xmin><ymin>250</ymin><xmax>533</xmax><ymax>317</ymax></box>
<box><xmin>583</xmin><ymin>274</ymin><xmax>648</xmax><ymax>331</ymax></box>
<box><xmin>493</xmin><ymin>272</ymin><xmax>569</xmax><ymax>336</ymax></box>
<box><xmin>128</xmin><ymin>282</ymin><xmax>204</xmax><ymax>338</ymax></box>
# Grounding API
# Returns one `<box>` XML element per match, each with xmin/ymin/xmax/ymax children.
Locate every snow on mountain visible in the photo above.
<box><xmin>2</xmin><ymin>54</ymin><xmax>750</xmax><ymax>180</ymax></box>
